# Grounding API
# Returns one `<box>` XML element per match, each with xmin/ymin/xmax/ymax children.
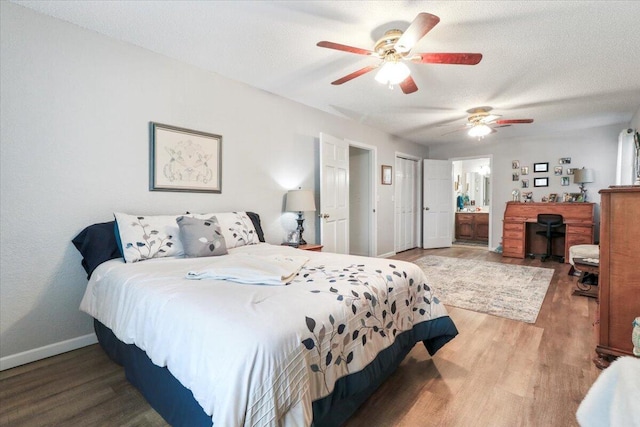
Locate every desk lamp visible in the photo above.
<box><xmin>573</xmin><ymin>168</ymin><xmax>594</xmax><ymax>202</ymax></box>
<box><xmin>286</xmin><ymin>189</ymin><xmax>316</xmax><ymax>245</ymax></box>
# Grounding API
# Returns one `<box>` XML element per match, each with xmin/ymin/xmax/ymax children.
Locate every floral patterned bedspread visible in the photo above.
<box><xmin>80</xmin><ymin>243</ymin><xmax>455</xmax><ymax>426</ymax></box>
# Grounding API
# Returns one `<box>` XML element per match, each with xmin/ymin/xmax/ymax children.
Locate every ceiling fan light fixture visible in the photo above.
<box><xmin>468</xmin><ymin>123</ymin><xmax>492</xmax><ymax>138</ymax></box>
<box><xmin>374</xmin><ymin>61</ymin><xmax>410</xmax><ymax>86</ymax></box>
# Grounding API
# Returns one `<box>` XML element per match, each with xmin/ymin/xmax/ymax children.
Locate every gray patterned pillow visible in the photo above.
<box><xmin>177</xmin><ymin>216</ymin><xmax>228</xmax><ymax>258</ymax></box>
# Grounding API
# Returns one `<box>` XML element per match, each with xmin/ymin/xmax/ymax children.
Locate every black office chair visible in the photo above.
<box><xmin>536</xmin><ymin>214</ymin><xmax>565</xmax><ymax>262</ymax></box>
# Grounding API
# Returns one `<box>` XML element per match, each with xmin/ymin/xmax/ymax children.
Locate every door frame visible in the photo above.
<box><xmin>346</xmin><ymin>139</ymin><xmax>377</xmax><ymax>257</ymax></box>
<box><xmin>395</xmin><ymin>152</ymin><xmax>423</xmax><ymax>251</ymax></box>
<box><xmin>450</xmin><ymin>154</ymin><xmax>494</xmax><ymax>249</ymax></box>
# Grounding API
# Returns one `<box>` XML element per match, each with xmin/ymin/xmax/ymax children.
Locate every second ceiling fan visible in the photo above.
<box><xmin>317</xmin><ymin>12</ymin><xmax>482</xmax><ymax>94</ymax></box>
<box><xmin>444</xmin><ymin>107</ymin><xmax>534</xmax><ymax>139</ymax></box>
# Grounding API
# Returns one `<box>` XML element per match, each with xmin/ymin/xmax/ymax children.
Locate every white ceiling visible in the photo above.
<box><xmin>13</xmin><ymin>0</ymin><xmax>640</xmax><ymax>147</ymax></box>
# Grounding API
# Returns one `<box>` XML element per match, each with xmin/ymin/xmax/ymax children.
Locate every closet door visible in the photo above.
<box><xmin>395</xmin><ymin>157</ymin><xmax>418</xmax><ymax>252</ymax></box>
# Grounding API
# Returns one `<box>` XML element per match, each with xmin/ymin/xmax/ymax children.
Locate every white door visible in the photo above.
<box><xmin>423</xmin><ymin>159</ymin><xmax>453</xmax><ymax>249</ymax></box>
<box><xmin>320</xmin><ymin>133</ymin><xmax>349</xmax><ymax>254</ymax></box>
<box><xmin>395</xmin><ymin>157</ymin><xmax>418</xmax><ymax>252</ymax></box>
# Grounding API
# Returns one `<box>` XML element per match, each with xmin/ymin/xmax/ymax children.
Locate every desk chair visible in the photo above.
<box><xmin>536</xmin><ymin>214</ymin><xmax>565</xmax><ymax>262</ymax></box>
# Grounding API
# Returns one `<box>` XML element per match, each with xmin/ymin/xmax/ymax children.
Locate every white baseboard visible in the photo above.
<box><xmin>0</xmin><ymin>333</ymin><xmax>98</xmax><ymax>371</ymax></box>
<box><xmin>378</xmin><ymin>251</ymin><xmax>396</xmax><ymax>258</ymax></box>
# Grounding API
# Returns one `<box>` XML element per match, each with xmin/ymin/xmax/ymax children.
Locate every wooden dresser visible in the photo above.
<box><xmin>502</xmin><ymin>202</ymin><xmax>595</xmax><ymax>262</ymax></box>
<box><xmin>594</xmin><ymin>186</ymin><xmax>640</xmax><ymax>368</ymax></box>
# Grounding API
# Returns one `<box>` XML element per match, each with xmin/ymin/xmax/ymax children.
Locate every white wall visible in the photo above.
<box><xmin>0</xmin><ymin>2</ymin><xmax>428</xmax><ymax>364</ymax></box>
<box><xmin>429</xmin><ymin>124</ymin><xmax>622</xmax><ymax>249</ymax></box>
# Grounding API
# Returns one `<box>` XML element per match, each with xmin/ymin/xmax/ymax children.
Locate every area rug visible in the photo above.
<box><xmin>413</xmin><ymin>255</ymin><xmax>554</xmax><ymax>323</ymax></box>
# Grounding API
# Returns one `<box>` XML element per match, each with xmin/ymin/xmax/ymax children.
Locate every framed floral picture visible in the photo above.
<box><xmin>149</xmin><ymin>122</ymin><xmax>222</xmax><ymax>193</ymax></box>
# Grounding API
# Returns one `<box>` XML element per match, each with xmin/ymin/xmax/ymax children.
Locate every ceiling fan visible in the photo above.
<box><xmin>316</xmin><ymin>13</ymin><xmax>482</xmax><ymax>94</ymax></box>
<box><xmin>444</xmin><ymin>107</ymin><xmax>534</xmax><ymax>139</ymax></box>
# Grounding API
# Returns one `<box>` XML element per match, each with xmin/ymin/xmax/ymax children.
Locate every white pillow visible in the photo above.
<box><xmin>114</xmin><ymin>212</ymin><xmax>184</xmax><ymax>263</ymax></box>
<box><xmin>193</xmin><ymin>211</ymin><xmax>258</xmax><ymax>249</ymax></box>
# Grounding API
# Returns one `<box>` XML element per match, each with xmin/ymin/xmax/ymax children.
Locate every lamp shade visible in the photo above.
<box><xmin>574</xmin><ymin>168</ymin><xmax>594</xmax><ymax>184</ymax></box>
<box><xmin>286</xmin><ymin>189</ymin><xmax>316</xmax><ymax>212</ymax></box>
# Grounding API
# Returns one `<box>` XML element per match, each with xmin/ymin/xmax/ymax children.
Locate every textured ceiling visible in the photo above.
<box><xmin>13</xmin><ymin>0</ymin><xmax>640</xmax><ymax>146</ymax></box>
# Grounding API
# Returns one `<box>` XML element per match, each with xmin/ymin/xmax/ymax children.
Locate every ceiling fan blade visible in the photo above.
<box><xmin>395</xmin><ymin>13</ymin><xmax>440</xmax><ymax>53</ymax></box>
<box><xmin>495</xmin><ymin>119</ymin><xmax>534</xmax><ymax>125</ymax></box>
<box><xmin>399</xmin><ymin>75</ymin><xmax>418</xmax><ymax>94</ymax></box>
<box><xmin>331</xmin><ymin>65</ymin><xmax>379</xmax><ymax>85</ymax></box>
<box><xmin>317</xmin><ymin>41</ymin><xmax>376</xmax><ymax>56</ymax></box>
<box><xmin>412</xmin><ymin>53</ymin><xmax>483</xmax><ymax>65</ymax></box>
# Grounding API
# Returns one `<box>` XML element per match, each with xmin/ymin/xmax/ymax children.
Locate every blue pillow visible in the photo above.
<box><xmin>72</xmin><ymin>221</ymin><xmax>123</xmax><ymax>279</ymax></box>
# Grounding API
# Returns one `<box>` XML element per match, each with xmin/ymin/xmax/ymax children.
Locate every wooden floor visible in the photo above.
<box><xmin>0</xmin><ymin>247</ymin><xmax>600</xmax><ymax>426</ymax></box>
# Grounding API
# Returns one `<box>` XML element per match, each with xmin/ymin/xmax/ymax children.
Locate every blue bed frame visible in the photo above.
<box><xmin>94</xmin><ymin>317</ymin><xmax>457</xmax><ymax>426</ymax></box>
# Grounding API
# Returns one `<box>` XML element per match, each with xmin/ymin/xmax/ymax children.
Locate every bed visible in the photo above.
<box><xmin>73</xmin><ymin>212</ymin><xmax>458</xmax><ymax>426</ymax></box>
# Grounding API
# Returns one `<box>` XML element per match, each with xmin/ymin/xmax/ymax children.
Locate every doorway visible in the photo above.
<box><xmin>451</xmin><ymin>157</ymin><xmax>492</xmax><ymax>248</ymax></box>
<box><xmin>349</xmin><ymin>145</ymin><xmax>374</xmax><ymax>256</ymax></box>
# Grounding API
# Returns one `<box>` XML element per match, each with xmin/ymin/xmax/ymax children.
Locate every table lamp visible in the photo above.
<box><xmin>573</xmin><ymin>168</ymin><xmax>594</xmax><ymax>202</ymax></box>
<box><xmin>286</xmin><ymin>189</ymin><xmax>316</xmax><ymax>245</ymax></box>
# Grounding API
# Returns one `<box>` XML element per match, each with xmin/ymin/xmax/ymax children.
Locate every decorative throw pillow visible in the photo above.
<box><xmin>193</xmin><ymin>211</ymin><xmax>259</xmax><ymax>249</ymax></box>
<box><xmin>114</xmin><ymin>212</ymin><xmax>184</xmax><ymax>263</ymax></box>
<box><xmin>177</xmin><ymin>216</ymin><xmax>228</xmax><ymax>257</ymax></box>
<box><xmin>72</xmin><ymin>221</ymin><xmax>123</xmax><ymax>279</ymax></box>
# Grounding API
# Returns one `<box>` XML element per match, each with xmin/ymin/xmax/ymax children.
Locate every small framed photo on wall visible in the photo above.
<box><xmin>559</xmin><ymin>157</ymin><xmax>571</xmax><ymax>164</ymax></box>
<box><xmin>512</xmin><ymin>160</ymin><xmax>520</xmax><ymax>169</ymax></box>
<box><xmin>554</xmin><ymin>166</ymin><xmax>563</xmax><ymax>175</ymax></box>
<box><xmin>533</xmin><ymin>162</ymin><xmax>549</xmax><ymax>173</ymax></box>
<box><xmin>534</xmin><ymin>177</ymin><xmax>549</xmax><ymax>187</ymax></box>
<box><xmin>521</xmin><ymin>179</ymin><xmax>529</xmax><ymax>188</ymax></box>
<box><xmin>561</xmin><ymin>176</ymin><xmax>570</xmax><ymax>186</ymax></box>
<box><xmin>521</xmin><ymin>166</ymin><xmax>529</xmax><ymax>175</ymax></box>
<box><xmin>512</xmin><ymin>172</ymin><xmax>520</xmax><ymax>181</ymax></box>
<box><xmin>381</xmin><ymin>165</ymin><xmax>392</xmax><ymax>185</ymax></box>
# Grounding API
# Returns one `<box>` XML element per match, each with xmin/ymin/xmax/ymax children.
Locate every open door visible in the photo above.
<box><xmin>423</xmin><ymin>159</ymin><xmax>453</xmax><ymax>249</ymax></box>
<box><xmin>319</xmin><ymin>133</ymin><xmax>349</xmax><ymax>254</ymax></box>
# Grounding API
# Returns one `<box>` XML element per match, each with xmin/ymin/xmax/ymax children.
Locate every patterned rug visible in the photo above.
<box><xmin>413</xmin><ymin>255</ymin><xmax>554</xmax><ymax>323</ymax></box>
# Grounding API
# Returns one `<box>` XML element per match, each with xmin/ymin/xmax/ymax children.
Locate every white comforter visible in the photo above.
<box><xmin>80</xmin><ymin>243</ymin><xmax>450</xmax><ymax>426</ymax></box>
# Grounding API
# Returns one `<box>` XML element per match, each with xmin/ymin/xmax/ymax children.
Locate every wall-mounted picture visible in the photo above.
<box><xmin>512</xmin><ymin>172</ymin><xmax>520</xmax><ymax>181</ymax></box>
<box><xmin>561</xmin><ymin>176</ymin><xmax>570</xmax><ymax>186</ymax></box>
<box><xmin>559</xmin><ymin>157</ymin><xmax>572</xmax><ymax>164</ymax></box>
<box><xmin>382</xmin><ymin>165</ymin><xmax>392</xmax><ymax>185</ymax></box>
<box><xmin>548</xmin><ymin>193</ymin><xmax>558</xmax><ymax>202</ymax></box>
<box><xmin>554</xmin><ymin>166</ymin><xmax>563</xmax><ymax>175</ymax></box>
<box><xmin>567</xmin><ymin>168</ymin><xmax>575</xmax><ymax>175</ymax></box>
<box><xmin>534</xmin><ymin>177</ymin><xmax>549</xmax><ymax>187</ymax></box>
<box><xmin>512</xmin><ymin>160</ymin><xmax>520</xmax><ymax>169</ymax></box>
<box><xmin>521</xmin><ymin>179</ymin><xmax>529</xmax><ymax>188</ymax></box>
<box><xmin>149</xmin><ymin>122</ymin><xmax>222</xmax><ymax>193</ymax></box>
<box><xmin>521</xmin><ymin>166</ymin><xmax>529</xmax><ymax>175</ymax></box>
<box><xmin>533</xmin><ymin>162</ymin><xmax>549</xmax><ymax>173</ymax></box>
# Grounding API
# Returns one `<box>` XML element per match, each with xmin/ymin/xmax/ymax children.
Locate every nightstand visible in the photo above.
<box><xmin>297</xmin><ymin>244</ymin><xmax>323</xmax><ymax>252</ymax></box>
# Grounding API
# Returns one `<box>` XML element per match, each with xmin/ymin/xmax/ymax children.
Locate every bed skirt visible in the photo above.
<box><xmin>94</xmin><ymin>316</ymin><xmax>457</xmax><ymax>426</ymax></box>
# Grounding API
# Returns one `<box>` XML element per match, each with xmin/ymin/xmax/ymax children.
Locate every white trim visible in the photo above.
<box><xmin>0</xmin><ymin>333</ymin><xmax>98</xmax><ymax>371</ymax></box>
<box><xmin>346</xmin><ymin>139</ymin><xmax>378</xmax><ymax>257</ymax></box>
<box><xmin>377</xmin><ymin>251</ymin><xmax>396</xmax><ymax>258</ymax></box>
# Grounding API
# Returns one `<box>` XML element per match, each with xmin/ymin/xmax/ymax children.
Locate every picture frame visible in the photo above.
<box><xmin>521</xmin><ymin>166</ymin><xmax>529</xmax><ymax>175</ymax></box>
<box><xmin>512</xmin><ymin>160</ymin><xmax>520</xmax><ymax>169</ymax></box>
<box><xmin>533</xmin><ymin>162</ymin><xmax>549</xmax><ymax>173</ymax></box>
<box><xmin>512</xmin><ymin>172</ymin><xmax>520</xmax><ymax>181</ymax></box>
<box><xmin>521</xmin><ymin>179</ymin><xmax>529</xmax><ymax>188</ymax></box>
<box><xmin>382</xmin><ymin>165</ymin><xmax>392</xmax><ymax>185</ymax></box>
<box><xmin>567</xmin><ymin>168</ymin><xmax>575</xmax><ymax>175</ymax></box>
<box><xmin>554</xmin><ymin>166</ymin><xmax>563</xmax><ymax>175</ymax></box>
<box><xmin>548</xmin><ymin>193</ymin><xmax>558</xmax><ymax>202</ymax></box>
<box><xmin>522</xmin><ymin>191</ymin><xmax>533</xmax><ymax>202</ymax></box>
<box><xmin>561</xmin><ymin>176</ymin><xmax>570</xmax><ymax>186</ymax></box>
<box><xmin>534</xmin><ymin>177</ymin><xmax>549</xmax><ymax>187</ymax></box>
<box><xmin>559</xmin><ymin>157</ymin><xmax>572</xmax><ymax>164</ymax></box>
<box><xmin>149</xmin><ymin>122</ymin><xmax>222</xmax><ymax>193</ymax></box>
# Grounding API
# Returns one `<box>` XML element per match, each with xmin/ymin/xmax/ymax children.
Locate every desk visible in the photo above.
<box><xmin>502</xmin><ymin>202</ymin><xmax>595</xmax><ymax>263</ymax></box>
